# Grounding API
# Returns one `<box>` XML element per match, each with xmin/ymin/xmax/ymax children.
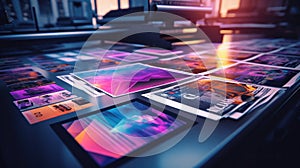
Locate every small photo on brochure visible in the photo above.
<box><xmin>13</xmin><ymin>90</ymin><xmax>77</xmax><ymax>111</ymax></box>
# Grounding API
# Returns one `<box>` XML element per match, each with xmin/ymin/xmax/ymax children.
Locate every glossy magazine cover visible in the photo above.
<box><xmin>143</xmin><ymin>77</ymin><xmax>279</xmax><ymax>120</ymax></box>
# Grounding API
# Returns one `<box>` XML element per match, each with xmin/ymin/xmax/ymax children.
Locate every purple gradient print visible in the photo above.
<box><xmin>10</xmin><ymin>84</ymin><xmax>65</xmax><ymax>100</ymax></box>
<box><xmin>72</xmin><ymin>64</ymin><xmax>191</xmax><ymax>97</ymax></box>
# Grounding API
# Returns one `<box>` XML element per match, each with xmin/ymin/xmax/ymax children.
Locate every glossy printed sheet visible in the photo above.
<box><xmin>30</xmin><ymin>55</ymin><xmax>74</xmax><ymax>73</ymax></box>
<box><xmin>59</xmin><ymin>100</ymin><xmax>186</xmax><ymax>167</ymax></box>
<box><xmin>0</xmin><ymin>57</ymin><xmax>30</xmax><ymax>70</ymax></box>
<box><xmin>13</xmin><ymin>90</ymin><xmax>77</xmax><ymax>111</ymax></box>
<box><xmin>10</xmin><ymin>83</ymin><xmax>65</xmax><ymax>100</ymax></box>
<box><xmin>148</xmin><ymin>54</ymin><xmax>234</xmax><ymax>74</ymax></box>
<box><xmin>276</xmin><ymin>47</ymin><xmax>300</xmax><ymax>56</ymax></box>
<box><xmin>106</xmin><ymin>53</ymin><xmax>158</xmax><ymax>62</ymax></box>
<box><xmin>0</xmin><ymin>67</ymin><xmax>54</xmax><ymax>91</ymax></box>
<box><xmin>211</xmin><ymin>63</ymin><xmax>299</xmax><ymax>88</ymax></box>
<box><xmin>143</xmin><ymin>77</ymin><xmax>279</xmax><ymax>120</ymax></box>
<box><xmin>71</xmin><ymin>63</ymin><xmax>191</xmax><ymax>97</ymax></box>
<box><xmin>203</xmin><ymin>50</ymin><xmax>259</xmax><ymax>60</ymax></box>
<box><xmin>249</xmin><ymin>54</ymin><xmax>300</xmax><ymax>69</ymax></box>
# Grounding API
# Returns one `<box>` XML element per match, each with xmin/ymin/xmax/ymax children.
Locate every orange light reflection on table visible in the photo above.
<box><xmin>216</xmin><ymin>35</ymin><xmax>233</xmax><ymax>68</ymax></box>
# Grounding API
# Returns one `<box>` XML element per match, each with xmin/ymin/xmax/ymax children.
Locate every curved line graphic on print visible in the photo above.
<box><xmin>71</xmin><ymin>11</ymin><xmax>226</xmax><ymax>157</ymax></box>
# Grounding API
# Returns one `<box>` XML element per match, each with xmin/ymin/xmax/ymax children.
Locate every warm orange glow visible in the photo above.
<box><xmin>94</xmin><ymin>0</ymin><xmax>129</xmax><ymax>17</ymax></box>
<box><xmin>216</xmin><ymin>35</ymin><xmax>233</xmax><ymax>68</ymax></box>
<box><xmin>120</xmin><ymin>0</ymin><xmax>129</xmax><ymax>9</ymax></box>
<box><xmin>222</xmin><ymin>35</ymin><xmax>233</xmax><ymax>43</ymax></box>
<box><xmin>97</xmin><ymin>0</ymin><xmax>118</xmax><ymax>17</ymax></box>
<box><xmin>216</xmin><ymin>49</ymin><xmax>230</xmax><ymax>68</ymax></box>
<box><xmin>182</xmin><ymin>28</ymin><xmax>198</xmax><ymax>34</ymax></box>
<box><xmin>220</xmin><ymin>0</ymin><xmax>240</xmax><ymax>17</ymax></box>
<box><xmin>172</xmin><ymin>39</ymin><xmax>206</xmax><ymax>46</ymax></box>
<box><xmin>220</xmin><ymin>30</ymin><xmax>233</xmax><ymax>34</ymax></box>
